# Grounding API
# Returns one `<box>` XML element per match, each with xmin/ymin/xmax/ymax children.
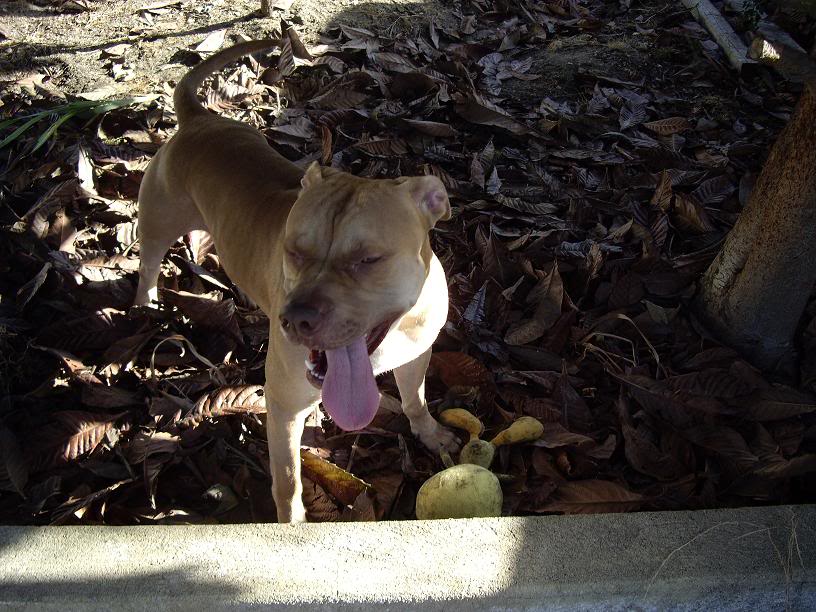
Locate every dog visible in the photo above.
<box><xmin>134</xmin><ymin>40</ymin><xmax>457</xmax><ymax>522</ymax></box>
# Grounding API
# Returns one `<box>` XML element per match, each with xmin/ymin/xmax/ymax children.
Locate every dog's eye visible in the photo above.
<box><xmin>359</xmin><ymin>255</ymin><xmax>382</xmax><ymax>265</ymax></box>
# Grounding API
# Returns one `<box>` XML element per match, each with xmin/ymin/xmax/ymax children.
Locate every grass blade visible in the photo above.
<box><xmin>32</xmin><ymin>109</ymin><xmax>81</xmax><ymax>153</ymax></box>
<box><xmin>0</xmin><ymin>114</ymin><xmax>45</xmax><ymax>150</ymax></box>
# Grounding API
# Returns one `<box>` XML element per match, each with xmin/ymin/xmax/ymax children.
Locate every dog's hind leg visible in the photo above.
<box><xmin>134</xmin><ymin>167</ymin><xmax>206</xmax><ymax>306</ymax></box>
<box><xmin>394</xmin><ymin>348</ymin><xmax>459</xmax><ymax>453</ymax></box>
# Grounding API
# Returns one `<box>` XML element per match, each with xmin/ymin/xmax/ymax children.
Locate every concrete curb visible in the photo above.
<box><xmin>1</xmin><ymin>505</ymin><xmax>814</xmax><ymax>611</ymax></box>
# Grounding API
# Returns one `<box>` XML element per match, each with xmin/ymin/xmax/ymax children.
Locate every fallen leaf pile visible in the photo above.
<box><xmin>1</xmin><ymin>0</ymin><xmax>815</xmax><ymax>524</ymax></box>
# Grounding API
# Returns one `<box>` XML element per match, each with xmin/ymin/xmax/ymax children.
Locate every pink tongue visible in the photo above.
<box><xmin>321</xmin><ymin>337</ymin><xmax>379</xmax><ymax>431</ymax></box>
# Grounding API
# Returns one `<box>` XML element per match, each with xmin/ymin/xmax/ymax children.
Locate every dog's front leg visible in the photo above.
<box><xmin>393</xmin><ymin>348</ymin><xmax>458</xmax><ymax>453</ymax></box>
<box><xmin>264</xmin><ymin>346</ymin><xmax>319</xmax><ymax>523</ymax></box>
<box><xmin>266</xmin><ymin>401</ymin><xmax>312</xmax><ymax>523</ymax></box>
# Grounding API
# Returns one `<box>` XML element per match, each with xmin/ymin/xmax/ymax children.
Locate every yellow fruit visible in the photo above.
<box><xmin>439</xmin><ymin>408</ymin><xmax>484</xmax><ymax>440</ymax></box>
<box><xmin>459</xmin><ymin>439</ymin><xmax>495</xmax><ymax>468</ymax></box>
<box><xmin>489</xmin><ymin>416</ymin><xmax>544</xmax><ymax>447</ymax></box>
<box><xmin>415</xmin><ymin>464</ymin><xmax>503</xmax><ymax>520</ymax></box>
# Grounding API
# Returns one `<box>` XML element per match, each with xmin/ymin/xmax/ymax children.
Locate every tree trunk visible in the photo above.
<box><xmin>694</xmin><ymin>85</ymin><xmax>816</xmax><ymax>372</ymax></box>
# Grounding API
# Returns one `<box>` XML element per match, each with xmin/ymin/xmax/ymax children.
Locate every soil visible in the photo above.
<box><xmin>1</xmin><ymin>0</ymin><xmax>649</xmax><ymax>102</ymax></box>
<box><xmin>0</xmin><ymin>0</ymin><xmax>453</xmax><ymax>96</ymax></box>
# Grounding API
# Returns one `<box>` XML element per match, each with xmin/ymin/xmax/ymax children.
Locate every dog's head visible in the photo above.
<box><xmin>279</xmin><ymin>162</ymin><xmax>449</xmax><ymax>355</ymax></box>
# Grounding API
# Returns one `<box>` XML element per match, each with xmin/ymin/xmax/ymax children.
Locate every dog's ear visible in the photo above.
<box><xmin>300</xmin><ymin>161</ymin><xmax>323</xmax><ymax>189</ymax></box>
<box><xmin>397</xmin><ymin>175</ymin><xmax>451</xmax><ymax>227</ymax></box>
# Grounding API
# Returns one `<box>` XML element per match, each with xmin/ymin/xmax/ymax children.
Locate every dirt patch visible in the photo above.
<box><xmin>0</xmin><ymin>0</ymin><xmax>450</xmax><ymax>96</ymax></box>
<box><xmin>503</xmin><ymin>33</ymin><xmax>652</xmax><ymax>106</ymax></box>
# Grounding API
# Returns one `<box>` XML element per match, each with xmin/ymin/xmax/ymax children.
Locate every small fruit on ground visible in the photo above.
<box><xmin>458</xmin><ymin>438</ymin><xmax>495</xmax><ymax>468</ymax></box>
<box><xmin>439</xmin><ymin>408</ymin><xmax>483</xmax><ymax>440</ymax></box>
<box><xmin>489</xmin><ymin>416</ymin><xmax>544</xmax><ymax>447</ymax></box>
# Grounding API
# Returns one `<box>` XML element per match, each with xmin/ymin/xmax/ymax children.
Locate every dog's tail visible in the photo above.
<box><xmin>173</xmin><ymin>38</ymin><xmax>282</xmax><ymax>124</ymax></box>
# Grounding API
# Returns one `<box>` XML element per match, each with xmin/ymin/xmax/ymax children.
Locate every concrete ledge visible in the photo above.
<box><xmin>1</xmin><ymin>505</ymin><xmax>814</xmax><ymax>611</ymax></box>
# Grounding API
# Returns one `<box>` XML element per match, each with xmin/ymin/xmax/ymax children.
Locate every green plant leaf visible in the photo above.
<box><xmin>0</xmin><ymin>96</ymin><xmax>155</xmax><ymax>152</ymax></box>
<box><xmin>32</xmin><ymin>109</ymin><xmax>81</xmax><ymax>153</ymax></box>
<box><xmin>0</xmin><ymin>114</ymin><xmax>45</xmax><ymax>149</ymax></box>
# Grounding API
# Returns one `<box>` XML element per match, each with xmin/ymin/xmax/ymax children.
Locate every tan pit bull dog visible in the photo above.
<box><xmin>134</xmin><ymin>40</ymin><xmax>458</xmax><ymax>522</ymax></box>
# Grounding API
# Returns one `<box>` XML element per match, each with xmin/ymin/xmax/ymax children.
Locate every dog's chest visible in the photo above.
<box><xmin>370</xmin><ymin>317</ymin><xmax>436</xmax><ymax>374</ymax></box>
<box><xmin>370</xmin><ymin>254</ymin><xmax>448</xmax><ymax>374</ymax></box>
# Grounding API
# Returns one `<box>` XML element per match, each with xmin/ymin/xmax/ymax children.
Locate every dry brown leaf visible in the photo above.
<box><xmin>553</xmin><ymin>366</ymin><xmax>594</xmax><ymax>430</ymax></box>
<box><xmin>650</xmin><ymin>170</ymin><xmax>673</xmax><ymax>213</ymax></box>
<box><xmin>532</xmin><ymin>422</ymin><xmax>595</xmax><ymax>449</ymax></box>
<box><xmin>278</xmin><ymin>35</ymin><xmax>295</xmax><ymax>78</ymax></box>
<box><xmin>504</xmin><ymin>319</ymin><xmax>548</xmax><ymax>346</ymax></box>
<box><xmin>31</xmin><ymin>411</ymin><xmax>125</xmax><ymax>470</ymax></box>
<box><xmin>284</xmin><ymin>24</ymin><xmax>313</xmax><ymax>61</ymax></box>
<box><xmin>302</xmin><ymin>477</ymin><xmax>341</xmax><ymax>522</ymax></box>
<box><xmin>400</xmin><ymin>119</ymin><xmax>458</xmax><ymax>138</ymax></box>
<box><xmin>619</xmin><ymin>103</ymin><xmax>647</xmax><ymax>130</ymax></box>
<box><xmin>370</xmin><ymin>52</ymin><xmax>417</xmax><ymax>73</ymax></box>
<box><xmin>194</xmin><ymin>30</ymin><xmax>226</xmax><ymax>53</ymax></box>
<box><xmin>495</xmin><ymin>195</ymin><xmax>559</xmax><ymax>215</ymax></box>
<box><xmin>309</xmin><ymin>87</ymin><xmax>369</xmax><ymax>110</ymax></box>
<box><xmin>354</xmin><ymin>139</ymin><xmax>408</xmax><ymax>157</ymax></box>
<box><xmin>455</xmin><ymin>97</ymin><xmax>529</xmax><ymax>134</ymax></box>
<box><xmin>673</xmin><ymin>193</ymin><xmax>716</xmax><ymax>233</ymax></box>
<box><xmin>684</xmin><ymin>425</ymin><xmax>758</xmax><ymax>472</ymax></box>
<box><xmin>429</xmin><ymin>352</ymin><xmax>492</xmax><ymax>388</ymax></box>
<box><xmin>462</xmin><ymin>282</ymin><xmax>487</xmax><ymax>328</ymax></box>
<box><xmin>313</xmin><ymin>55</ymin><xmax>346</xmax><ymax>73</ymax></box>
<box><xmin>691</xmin><ymin>175</ymin><xmax>735</xmax><ymax>205</ymax></box>
<box><xmin>608</xmin><ymin>272</ymin><xmax>644</xmax><ymax>309</ymax></box>
<box><xmin>0</xmin><ymin>428</ymin><xmax>29</xmax><ymax>495</ymax></box>
<box><xmin>101</xmin><ymin>330</ymin><xmax>158</xmax><ymax>368</ymax></box>
<box><xmin>16</xmin><ymin>263</ymin><xmax>51</xmax><ymax>309</ymax></box>
<box><xmin>618</xmin><ymin>397</ymin><xmax>686</xmax><ymax>481</ymax></box>
<box><xmin>184</xmin><ymin>385</ymin><xmax>266</xmax><ymax>427</ymax></box>
<box><xmin>74</xmin><ymin>254</ymin><xmax>140</xmax><ymax>281</ymax></box>
<box><xmin>642</xmin><ymin>117</ymin><xmax>690</xmax><ymax>135</ymax></box>
<box><xmin>741</xmin><ymin>387</ymin><xmax>816</xmax><ymax>421</ymax></box>
<box><xmin>300</xmin><ymin>450</ymin><xmax>372</xmax><ymax>507</ymax></box>
<box><xmin>621</xmin><ymin>374</ymin><xmax>695</xmax><ymax>428</ymax></box>
<box><xmin>140</xmin><ymin>432</ymin><xmax>179</xmax><ymax>508</ymax></box>
<box><xmin>538</xmin><ymin>479</ymin><xmax>643</xmax><ymax>514</ymax></box>
<box><xmin>81</xmin><ymin>384</ymin><xmax>142</xmax><ymax>408</ymax></box>
<box><xmin>161</xmin><ymin>289</ymin><xmax>242</xmax><ymax>340</ymax></box>
<box><xmin>668</xmin><ymin>369</ymin><xmax>753</xmax><ymax>399</ymax></box>
<box><xmin>470</xmin><ymin>153</ymin><xmax>486</xmax><ymax>188</ymax></box>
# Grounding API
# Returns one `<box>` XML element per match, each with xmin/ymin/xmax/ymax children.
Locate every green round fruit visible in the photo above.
<box><xmin>415</xmin><ymin>464</ymin><xmax>503</xmax><ymax>520</ymax></box>
<box><xmin>459</xmin><ymin>439</ymin><xmax>495</xmax><ymax>468</ymax></box>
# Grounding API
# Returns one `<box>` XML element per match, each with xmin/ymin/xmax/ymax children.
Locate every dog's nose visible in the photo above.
<box><xmin>279</xmin><ymin>302</ymin><xmax>324</xmax><ymax>337</ymax></box>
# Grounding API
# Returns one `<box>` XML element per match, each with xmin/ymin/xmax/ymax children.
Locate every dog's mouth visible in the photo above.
<box><xmin>303</xmin><ymin>317</ymin><xmax>396</xmax><ymax>432</ymax></box>
<box><xmin>304</xmin><ymin>318</ymin><xmax>394</xmax><ymax>388</ymax></box>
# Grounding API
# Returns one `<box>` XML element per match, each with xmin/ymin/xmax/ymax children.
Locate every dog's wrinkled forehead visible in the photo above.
<box><xmin>285</xmin><ymin>172</ymin><xmax>422</xmax><ymax>257</ymax></box>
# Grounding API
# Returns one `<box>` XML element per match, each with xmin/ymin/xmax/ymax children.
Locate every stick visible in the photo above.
<box><xmin>681</xmin><ymin>0</ymin><xmax>757</xmax><ymax>73</ymax></box>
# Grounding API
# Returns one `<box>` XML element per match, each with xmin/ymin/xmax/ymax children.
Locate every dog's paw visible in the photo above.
<box><xmin>413</xmin><ymin>419</ymin><xmax>461</xmax><ymax>454</ymax></box>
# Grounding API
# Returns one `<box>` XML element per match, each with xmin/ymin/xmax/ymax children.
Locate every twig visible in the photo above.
<box><xmin>345</xmin><ymin>433</ymin><xmax>361</xmax><ymax>472</ymax></box>
<box><xmin>149</xmin><ymin>333</ymin><xmax>227</xmax><ymax>385</ymax></box>
<box><xmin>681</xmin><ymin>0</ymin><xmax>757</xmax><ymax>74</ymax></box>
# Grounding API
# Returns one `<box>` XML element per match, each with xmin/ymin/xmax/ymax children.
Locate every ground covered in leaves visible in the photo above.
<box><xmin>1</xmin><ymin>0</ymin><xmax>815</xmax><ymax>525</ymax></box>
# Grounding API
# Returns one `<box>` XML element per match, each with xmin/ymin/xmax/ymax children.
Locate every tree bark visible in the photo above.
<box><xmin>694</xmin><ymin>85</ymin><xmax>816</xmax><ymax>372</ymax></box>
